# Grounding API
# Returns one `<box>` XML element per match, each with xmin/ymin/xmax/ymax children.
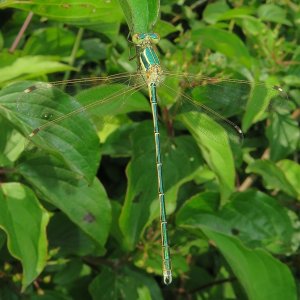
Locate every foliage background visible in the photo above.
<box><xmin>0</xmin><ymin>0</ymin><xmax>299</xmax><ymax>299</ymax></box>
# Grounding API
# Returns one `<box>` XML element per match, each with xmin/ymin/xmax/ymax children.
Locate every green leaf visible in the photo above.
<box><xmin>3</xmin><ymin>0</ymin><xmax>123</xmax><ymax>36</ymax></box>
<box><xmin>220</xmin><ymin>190</ymin><xmax>294</xmax><ymax>253</ymax></box>
<box><xmin>277</xmin><ymin>160</ymin><xmax>300</xmax><ymax>200</ymax></box>
<box><xmin>258</xmin><ymin>4</ymin><xmax>292</xmax><ymax>26</ymax></box>
<box><xmin>76</xmin><ymin>84</ymin><xmax>150</xmax><ymax>119</ymax></box>
<box><xmin>202</xmin><ymin>0</ymin><xmax>230</xmax><ymax>24</ymax></box>
<box><xmin>191</xmin><ymin>27</ymin><xmax>252</xmax><ymax>69</ymax></box>
<box><xmin>266</xmin><ymin>112</ymin><xmax>300</xmax><ymax>161</ymax></box>
<box><xmin>241</xmin><ymin>16</ymin><xmax>266</xmax><ymax>36</ymax></box>
<box><xmin>0</xmin><ymin>183</ymin><xmax>50</xmax><ymax>291</ymax></box>
<box><xmin>0</xmin><ymin>82</ymin><xmax>100</xmax><ymax>183</ymax></box>
<box><xmin>176</xmin><ymin>190</ymin><xmax>293</xmax><ymax>254</ymax></box>
<box><xmin>247</xmin><ymin>160</ymin><xmax>298</xmax><ymax>199</ymax></box>
<box><xmin>23</xmin><ymin>27</ymin><xmax>76</xmax><ymax>56</ymax></box>
<box><xmin>153</xmin><ymin>20</ymin><xmax>179</xmax><ymax>37</ymax></box>
<box><xmin>202</xmin><ymin>228</ymin><xmax>297</xmax><ymax>300</ymax></box>
<box><xmin>0</xmin><ymin>55</ymin><xmax>74</xmax><ymax>86</ymax></box>
<box><xmin>120</xmin><ymin>121</ymin><xmax>204</xmax><ymax>249</ymax></box>
<box><xmin>89</xmin><ymin>267</ymin><xmax>163</xmax><ymax>300</ymax></box>
<box><xmin>180</xmin><ymin>112</ymin><xmax>235</xmax><ymax>201</ymax></box>
<box><xmin>242</xmin><ymin>84</ymin><xmax>275</xmax><ymax>132</ymax></box>
<box><xmin>118</xmin><ymin>0</ymin><xmax>160</xmax><ymax>33</ymax></box>
<box><xmin>17</xmin><ymin>155</ymin><xmax>111</xmax><ymax>253</ymax></box>
<box><xmin>47</xmin><ymin>213</ymin><xmax>98</xmax><ymax>256</ymax></box>
<box><xmin>0</xmin><ymin>118</ymin><xmax>25</xmax><ymax>167</ymax></box>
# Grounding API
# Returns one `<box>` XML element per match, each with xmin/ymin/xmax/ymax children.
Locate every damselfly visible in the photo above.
<box><xmin>7</xmin><ymin>33</ymin><xmax>287</xmax><ymax>284</ymax></box>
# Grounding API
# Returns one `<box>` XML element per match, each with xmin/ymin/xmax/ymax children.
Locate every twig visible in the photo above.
<box><xmin>9</xmin><ymin>11</ymin><xmax>34</xmax><ymax>53</ymax></box>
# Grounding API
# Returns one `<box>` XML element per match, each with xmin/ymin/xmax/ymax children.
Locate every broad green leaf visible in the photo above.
<box><xmin>202</xmin><ymin>228</ymin><xmax>297</xmax><ymax>300</ymax></box>
<box><xmin>266</xmin><ymin>112</ymin><xmax>300</xmax><ymax>161</ymax></box>
<box><xmin>2</xmin><ymin>0</ymin><xmax>122</xmax><ymax>36</ymax></box>
<box><xmin>191</xmin><ymin>27</ymin><xmax>252</xmax><ymax>69</ymax></box>
<box><xmin>0</xmin><ymin>55</ymin><xmax>74</xmax><ymax>86</ymax></box>
<box><xmin>277</xmin><ymin>160</ymin><xmax>300</xmax><ymax>200</ymax></box>
<box><xmin>89</xmin><ymin>267</ymin><xmax>163</xmax><ymax>300</ymax></box>
<box><xmin>118</xmin><ymin>0</ymin><xmax>160</xmax><ymax>33</ymax></box>
<box><xmin>0</xmin><ymin>82</ymin><xmax>100</xmax><ymax>183</ymax></box>
<box><xmin>180</xmin><ymin>112</ymin><xmax>235</xmax><ymax>202</ymax></box>
<box><xmin>220</xmin><ymin>190</ymin><xmax>294</xmax><ymax>253</ymax></box>
<box><xmin>120</xmin><ymin>121</ymin><xmax>204</xmax><ymax>249</ymax></box>
<box><xmin>176</xmin><ymin>190</ymin><xmax>293</xmax><ymax>253</ymax></box>
<box><xmin>0</xmin><ymin>183</ymin><xmax>50</xmax><ymax>291</ymax></box>
<box><xmin>17</xmin><ymin>155</ymin><xmax>111</xmax><ymax>253</ymax></box>
<box><xmin>247</xmin><ymin>160</ymin><xmax>298</xmax><ymax>199</ymax></box>
<box><xmin>258</xmin><ymin>4</ymin><xmax>292</xmax><ymax>26</ymax></box>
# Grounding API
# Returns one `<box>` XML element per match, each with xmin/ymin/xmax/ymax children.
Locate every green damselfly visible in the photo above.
<box><xmin>14</xmin><ymin>33</ymin><xmax>287</xmax><ymax>285</ymax></box>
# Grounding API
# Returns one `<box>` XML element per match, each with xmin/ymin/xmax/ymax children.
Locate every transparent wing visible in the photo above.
<box><xmin>160</xmin><ymin>72</ymin><xmax>287</xmax><ymax>145</ymax></box>
<box><xmin>11</xmin><ymin>71</ymin><xmax>287</xmax><ymax>149</ymax></box>
<box><xmin>15</xmin><ymin>72</ymin><xmax>147</xmax><ymax>136</ymax></box>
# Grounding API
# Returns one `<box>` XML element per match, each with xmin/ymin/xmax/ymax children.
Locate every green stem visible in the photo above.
<box><xmin>63</xmin><ymin>27</ymin><xmax>85</xmax><ymax>82</ymax></box>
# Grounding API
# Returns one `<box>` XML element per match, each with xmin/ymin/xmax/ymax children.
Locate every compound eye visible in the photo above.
<box><xmin>150</xmin><ymin>33</ymin><xmax>160</xmax><ymax>44</ymax></box>
<box><xmin>132</xmin><ymin>33</ymin><xmax>145</xmax><ymax>45</ymax></box>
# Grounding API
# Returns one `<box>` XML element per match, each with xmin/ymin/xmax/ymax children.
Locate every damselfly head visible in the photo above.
<box><xmin>132</xmin><ymin>33</ymin><xmax>160</xmax><ymax>46</ymax></box>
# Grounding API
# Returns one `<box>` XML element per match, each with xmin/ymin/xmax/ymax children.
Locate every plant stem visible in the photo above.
<box><xmin>9</xmin><ymin>11</ymin><xmax>34</xmax><ymax>53</ymax></box>
<box><xmin>63</xmin><ymin>27</ymin><xmax>85</xmax><ymax>82</ymax></box>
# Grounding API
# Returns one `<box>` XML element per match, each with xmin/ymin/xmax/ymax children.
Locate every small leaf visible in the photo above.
<box><xmin>258</xmin><ymin>4</ymin><xmax>292</xmax><ymax>26</ymax></box>
<box><xmin>154</xmin><ymin>20</ymin><xmax>179</xmax><ymax>37</ymax></box>
<box><xmin>192</xmin><ymin>28</ymin><xmax>252</xmax><ymax>69</ymax></box>
<box><xmin>0</xmin><ymin>56</ymin><xmax>74</xmax><ymax>86</ymax></box>
<box><xmin>247</xmin><ymin>160</ymin><xmax>298</xmax><ymax>199</ymax></box>
<box><xmin>242</xmin><ymin>84</ymin><xmax>274</xmax><ymax>132</ymax></box>
<box><xmin>180</xmin><ymin>112</ymin><xmax>235</xmax><ymax>202</ymax></box>
<box><xmin>277</xmin><ymin>160</ymin><xmax>300</xmax><ymax>200</ymax></box>
<box><xmin>18</xmin><ymin>155</ymin><xmax>111</xmax><ymax>253</ymax></box>
<box><xmin>118</xmin><ymin>0</ymin><xmax>160</xmax><ymax>33</ymax></box>
<box><xmin>266</xmin><ymin>112</ymin><xmax>300</xmax><ymax>161</ymax></box>
<box><xmin>0</xmin><ymin>183</ymin><xmax>50</xmax><ymax>291</ymax></box>
<box><xmin>202</xmin><ymin>0</ymin><xmax>230</xmax><ymax>24</ymax></box>
<box><xmin>0</xmin><ymin>119</ymin><xmax>25</xmax><ymax>166</ymax></box>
